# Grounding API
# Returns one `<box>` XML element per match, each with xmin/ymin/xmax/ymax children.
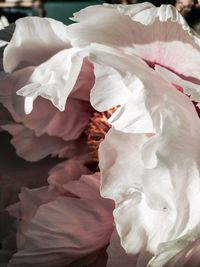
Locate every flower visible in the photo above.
<box><xmin>1</xmin><ymin>2</ymin><xmax>200</xmax><ymax>267</ymax></box>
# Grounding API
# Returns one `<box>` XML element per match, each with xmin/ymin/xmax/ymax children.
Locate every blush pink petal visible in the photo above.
<box><xmin>8</xmin><ymin>173</ymin><xmax>114</xmax><ymax>267</ymax></box>
<box><xmin>70</xmin><ymin>59</ymin><xmax>94</xmax><ymax>102</ymax></box>
<box><xmin>1</xmin><ymin>124</ymin><xmax>71</xmax><ymax>161</ymax></box>
<box><xmin>48</xmin><ymin>157</ymin><xmax>91</xmax><ymax>193</ymax></box>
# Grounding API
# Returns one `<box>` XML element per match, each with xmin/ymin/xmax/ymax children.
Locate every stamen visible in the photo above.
<box><xmin>86</xmin><ymin>107</ymin><xmax>118</xmax><ymax>166</ymax></box>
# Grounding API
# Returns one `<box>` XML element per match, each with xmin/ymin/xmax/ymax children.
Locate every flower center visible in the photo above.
<box><xmin>86</xmin><ymin>107</ymin><xmax>117</xmax><ymax>167</ymax></box>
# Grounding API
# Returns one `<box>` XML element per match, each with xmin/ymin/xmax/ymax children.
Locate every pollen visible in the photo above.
<box><xmin>86</xmin><ymin>107</ymin><xmax>118</xmax><ymax>166</ymax></box>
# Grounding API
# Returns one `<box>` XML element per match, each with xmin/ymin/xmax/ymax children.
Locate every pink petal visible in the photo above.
<box><xmin>8</xmin><ymin>173</ymin><xmax>114</xmax><ymax>267</ymax></box>
<box><xmin>15</xmin><ymin>187</ymin><xmax>58</xmax><ymax>250</ymax></box>
<box><xmin>70</xmin><ymin>59</ymin><xmax>95</xmax><ymax>102</ymax></box>
<box><xmin>1</xmin><ymin>124</ymin><xmax>70</xmax><ymax>161</ymax></box>
<box><xmin>48</xmin><ymin>157</ymin><xmax>91</xmax><ymax>193</ymax></box>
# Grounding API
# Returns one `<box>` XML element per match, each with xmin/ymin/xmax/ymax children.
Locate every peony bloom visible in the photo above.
<box><xmin>1</xmin><ymin>2</ymin><xmax>200</xmax><ymax>267</ymax></box>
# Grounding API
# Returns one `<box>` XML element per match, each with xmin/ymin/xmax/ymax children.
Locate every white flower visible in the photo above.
<box><xmin>1</xmin><ymin>2</ymin><xmax>200</xmax><ymax>267</ymax></box>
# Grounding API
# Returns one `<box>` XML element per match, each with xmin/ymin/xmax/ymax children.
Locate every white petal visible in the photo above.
<box><xmin>91</xmin><ymin>62</ymin><xmax>131</xmax><ymax>112</ymax></box>
<box><xmin>99</xmin><ymin>74</ymin><xmax>200</xmax><ymax>258</ymax></box>
<box><xmin>68</xmin><ymin>4</ymin><xmax>200</xmax><ymax>79</ymax></box>
<box><xmin>149</xmin><ymin>224</ymin><xmax>200</xmax><ymax>267</ymax></box>
<box><xmin>17</xmin><ymin>48</ymin><xmax>88</xmax><ymax>112</ymax></box>
<box><xmin>155</xmin><ymin>65</ymin><xmax>200</xmax><ymax>104</ymax></box>
<box><xmin>4</xmin><ymin>17</ymin><xmax>69</xmax><ymax>72</ymax></box>
<box><xmin>89</xmin><ymin>45</ymin><xmax>170</xmax><ymax>134</ymax></box>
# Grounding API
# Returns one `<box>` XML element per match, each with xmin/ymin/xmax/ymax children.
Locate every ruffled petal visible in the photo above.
<box><xmin>4</xmin><ymin>17</ymin><xmax>69</xmax><ymax>73</ymax></box>
<box><xmin>68</xmin><ymin>3</ymin><xmax>200</xmax><ymax>79</ymax></box>
<box><xmin>155</xmin><ymin>65</ymin><xmax>200</xmax><ymax>104</ymax></box>
<box><xmin>16</xmin><ymin>48</ymin><xmax>89</xmax><ymax>113</ymax></box>
<box><xmin>0</xmin><ymin>66</ymin><xmax>92</xmax><ymax>141</ymax></box>
<box><xmin>89</xmin><ymin>44</ymin><xmax>175</xmax><ymax>134</ymax></box>
<box><xmin>99</xmin><ymin>72</ymin><xmax>200</xmax><ymax>259</ymax></box>
<box><xmin>149</xmin><ymin>224</ymin><xmax>200</xmax><ymax>267</ymax></box>
<box><xmin>8</xmin><ymin>173</ymin><xmax>114</xmax><ymax>267</ymax></box>
<box><xmin>67</xmin><ymin>3</ymin><xmax>154</xmax><ymax>47</ymax></box>
<box><xmin>1</xmin><ymin>124</ymin><xmax>70</xmax><ymax>161</ymax></box>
